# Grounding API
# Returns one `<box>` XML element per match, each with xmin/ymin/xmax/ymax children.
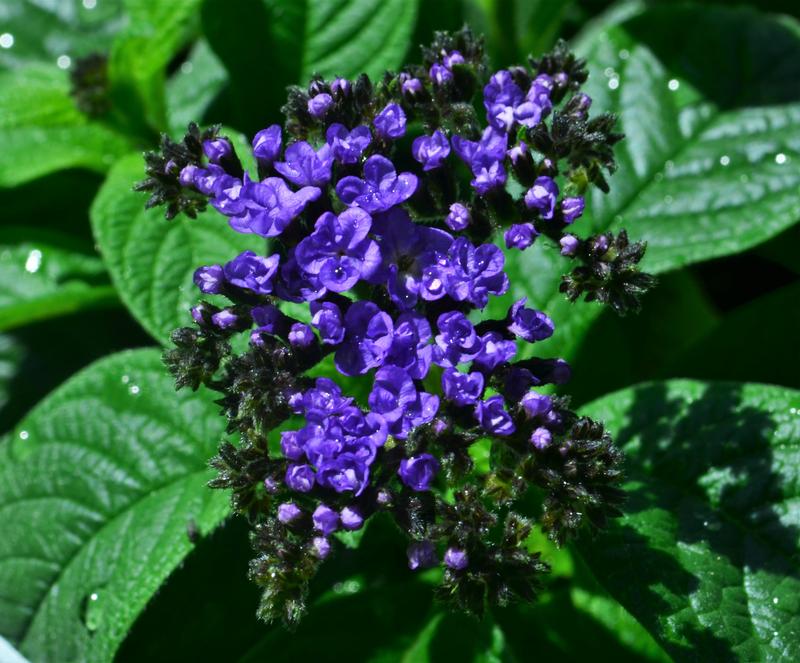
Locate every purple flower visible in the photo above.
<box><xmin>277</xmin><ymin>502</ymin><xmax>302</xmax><ymax>524</ymax></box>
<box><xmin>285</xmin><ymin>463</ymin><xmax>316</xmax><ymax>492</ymax></box>
<box><xmin>445</xmin><ymin>203</ymin><xmax>470</xmax><ymax>231</ymax></box>
<box><xmin>179</xmin><ymin>164</ymin><xmax>199</xmax><ymax>187</ymax></box>
<box><xmin>521</xmin><ymin>391</ymin><xmax>553</xmax><ymax>418</ymax></box>
<box><xmin>335</xmin><ymin>301</ymin><xmax>394</xmax><ymax>376</ymax></box>
<box><xmin>252</xmin><ymin>124</ymin><xmax>282</xmax><ymax>164</ymax></box>
<box><xmin>275</xmin><ymin>249</ymin><xmax>327</xmax><ymax>302</ymax></box>
<box><xmin>310</xmin><ymin>301</ymin><xmax>345</xmax><ymax>345</ymax></box>
<box><xmin>312</xmin><ymin>504</ymin><xmax>339</xmax><ymax>535</ymax></box>
<box><xmin>441</xmin><ymin>368</ymin><xmax>484</xmax><ymax>406</ymax></box>
<box><xmin>524</xmin><ymin>176</ymin><xmax>559</xmax><ymax>220</ymax></box>
<box><xmin>211</xmin><ymin>309</ymin><xmax>239</xmax><ymax>329</ymax></box>
<box><xmin>504</xmin><ymin>223</ymin><xmax>537</xmax><ymax>250</ymax></box>
<box><xmin>217</xmin><ymin>174</ymin><xmax>321</xmax><ymax>237</ymax></box>
<box><xmin>369</xmin><ymin>366</ymin><xmax>439</xmax><ymax>439</ymax></box>
<box><xmin>444</xmin><ymin>51</ymin><xmax>465</xmax><ymax>68</ymax></box>
<box><xmin>398</xmin><ymin>453</ymin><xmax>440</xmax><ymax>491</ymax></box>
<box><xmin>203</xmin><ymin>138</ymin><xmax>232</xmax><ymax>163</ymax></box>
<box><xmin>442</xmin><ymin>237</ymin><xmax>509</xmax><ymax>309</ymax></box>
<box><xmin>562</xmin><ymin>196</ymin><xmax>585</xmax><ymax>224</ymax></box>
<box><xmin>280</xmin><ymin>430</ymin><xmax>304</xmax><ymax>460</ymax></box>
<box><xmin>471</xmin><ymin>160</ymin><xmax>507</xmax><ymax>194</ymax></box>
<box><xmin>385</xmin><ymin>313</ymin><xmax>433</xmax><ymax>380</ymax></box>
<box><xmin>505</xmin><ymin>367</ymin><xmax>536</xmax><ymax>401</ymax></box>
<box><xmin>483</xmin><ymin>70</ymin><xmax>524</xmax><ymax>131</ymax></box>
<box><xmin>295</xmin><ymin>378</ymin><xmax>353</xmax><ymax>421</ymax></box>
<box><xmin>288</xmin><ymin>322</ymin><xmax>315</xmax><ymax>348</ymax></box>
<box><xmin>223</xmin><ymin>251</ymin><xmax>279</xmax><ymax>294</ymax></box>
<box><xmin>530</xmin><ymin>426</ymin><xmax>552</xmax><ymax>450</ymax></box>
<box><xmin>251</xmin><ymin>304</ymin><xmax>288</xmax><ymax>337</ymax></box>
<box><xmin>475</xmin><ymin>395</ymin><xmax>516</xmax><ymax>436</ymax></box>
<box><xmin>295</xmin><ymin>208</ymin><xmax>381</xmax><ymax>292</ymax></box>
<box><xmin>429</xmin><ymin>63</ymin><xmax>452</xmax><ymax>85</ymax></box>
<box><xmin>402</xmin><ymin>77</ymin><xmax>423</xmax><ymax>98</ymax></box>
<box><xmin>514</xmin><ymin>75</ymin><xmax>553</xmax><ymax>128</ymax></box>
<box><xmin>452</xmin><ymin>127</ymin><xmax>508</xmax><ymax>169</ymax></box>
<box><xmin>408</xmin><ymin>541</ymin><xmax>438</xmax><ymax>570</ymax></box>
<box><xmin>373</xmin><ymin>103</ymin><xmax>407</xmax><ymax>140</ymax></box>
<box><xmin>274</xmin><ymin>141</ymin><xmax>333</xmax><ymax>188</ymax></box>
<box><xmin>340</xmin><ymin>506</ymin><xmax>364</xmax><ymax>530</ymax></box>
<box><xmin>373</xmin><ymin>208</ymin><xmax>453</xmax><ymax>309</ymax></box>
<box><xmin>444</xmin><ymin>547</ymin><xmax>468</xmax><ymax>570</ymax></box>
<box><xmin>508</xmin><ymin>298</ymin><xmax>554</xmax><ymax>342</ymax></box>
<box><xmin>326</xmin><ymin>124</ymin><xmax>371</xmax><ymax>164</ymax></box>
<box><xmin>313</xmin><ymin>536</ymin><xmax>331</xmax><ymax>559</ymax></box>
<box><xmin>308</xmin><ymin>92</ymin><xmax>333</xmax><ymax>118</ymax></box>
<box><xmin>412</xmin><ymin>130</ymin><xmax>451</xmax><ymax>170</ymax></box>
<box><xmin>560</xmin><ymin>234</ymin><xmax>580</xmax><ymax>256</ymax></box>
<box><xmin>434</xmin><ymin>311</ymin><xmax>483</xmax><ymax>367</ymax></box>
<box><xmin>337</xmin><ymin>155</ymin><xmax>418</xmax><ymax>214</ymax></box>
<box><xmin>472</xmin><ymin>332</ymin><xmax>517</xmax><ymax>372</ymax></box>
<box><xmin>317</xmin><ymin>453</ymin><xmax>370</xmax><ymax>496</ymax></box>
<box><xmin>331</xmin><ymin>77</ymin><xmax>351</xmax><ymax>98</ymax></box>
<box><xmin>193</xmin><ymin>264</ymin><xmax>224</xmax><ymax>294</ymax></box>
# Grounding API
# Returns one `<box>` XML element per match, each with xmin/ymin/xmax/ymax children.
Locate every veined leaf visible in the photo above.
<box><xmin>579</xmin><ymin>380</ymin><xmax>800</xmax><ymax>660</ymax></box>
<box><xmin>0</xmin><ymin>349</ymin><xmax>230</xmax><ymax>663</ymax></box>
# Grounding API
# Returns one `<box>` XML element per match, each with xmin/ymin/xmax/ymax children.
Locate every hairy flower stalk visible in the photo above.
<box><xmin>147</xmin><ymin>29</ymin><xmax>647</xmax><ymax>627</ymax></box>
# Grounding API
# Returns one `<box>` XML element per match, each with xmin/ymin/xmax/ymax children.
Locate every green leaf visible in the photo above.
<box><xmin>578</xmin><ymin>5</ymin><xmax>800</xmax><ymax>272</ymax></box>
<box><xmin>300</xmin><ymin>0</ymin><xmax>418</xmax><ymax>81</ymax></box>
<box><xmin>202</xmin><ymin>0</ymin><xmax>418</xmax><ymax>135</ymax></box>
<box><xmin>0</xmin><ymin>228</ymin><xmax>117</xmax><ymax>332</ymax></box>
<box><xmin>108</xmin><ymin>0</ymin><xmax>204</xmax><ymax>134</ymax></box>
<box><xmin>0</xmin><ymin>0</ymin><xmax>125</xmax><ymax>71</ymax></box>
<box><xmin>0</xmin><ymin>348</ymin><xmax>229</xmax><ymax>663</ymax></box>
<box><xmin>579</xmin><ymin>380</ymin><xmax>800</xmax><ymax>660</ymax></box>
<box><xmin>166</xmin><ymin>39</ymin><xmax>228</xmax><ymax>136</ymax></box>
<box><xmin>90</xmin><ymin>152</ymin><xmax>260</xmax><ymax>343</ymax></box>
<box><xmin>0</xmin><ymin>65</ymin><xmax>133</xmax><ymax>187</ymax></box>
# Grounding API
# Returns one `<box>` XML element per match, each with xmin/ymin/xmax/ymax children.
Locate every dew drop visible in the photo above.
<box><xmin>654</xmin><ymin>172</ymin><xmax>664</xmax><ymax>182</ymax></box>
<box><xmin>608</xmin><ymin>77</ymin><xmax>619</xmax><ymax>90</ymax></box>
<box><xmin>57</xmin><ymin>55</ymin><xmax>71</xmax><ymax>69</ymax></box>
<box><xmin>121</xmin><ymin>375</ymin><xmax>130</xmax><ymax>384</ymax></box>
<box><xmin>773</xmin><ymin>597</ymin><xmax>780</xmax><ymax>604</ymax></box>
<box><xmin>775</xmin><ymin>152</ymin><xmax>787</xmax><ymax>165</ymax></box>
<box><xmin>664</xmin><ymin>160</ymin><xmax>674</xmax><ymax>171</ymax></box>
<box><xmin>663</xmin><ymin>195</ymin><xmax>673</xmax><ymax>205</ymax></box>
<box><xmin>703</xmin><ymin>520</ymin><xmax>709</xmax><ymax>527</ymax></box>
<box><xmin>128</xmin><ymin>385</ymin><xmax>140</xmax><ymax>396</ymax></box>
<box><xmin>774</xmin><ymin>631</ymin><xmax>779</xmax><ymax>638</ymax></box>
<box><xmin>0</xmin><ymin>33</ymin><xmax>13</xmax><ymax>49</ymax></box>
<box><xmin>618</xmin><ymin>49</ymin><xmax>630</xmax><ymax>60</ymax></box>
<box><xmin>82</xmin><ymin>0</ymin><xmax>97</xmax><ymax>8</ymax></box>
<box><xmin>180</xmin><ymin>61</ymin><xmax>193</xmax><ymax>75</ymax></box>
<box><xmin>603</xmin><ymin>67</ymin><xmax>615</xmax><ymax>77</ymax></box>
<box><xmin>790</xmin><ymin>407</ymin><xmax>797</xmax><ymax>415</ymax></box>
<box><xmin>25</xmin><ymin>249</ymin><xmax>43</xmax><ymax>273</ymax></box>
<box><xmin>19</xmin><ymin>430</ymin><xmax>29</xmax><ymax>441</ymax></box>
<box><xmin>740</xmin><ymin>174</ymin><xmax>749</xmax><ymax>183</ymax></box>
<box><xmin>82</xmin><ymin>591</ymin><xmax>104</xmax><ymax>633</ymax></box>
<box><xmin>668</xmin><ymin>79</ymin><xmax>680</xmax><ymax>91</ymax></box>
<box><xmin>719</xmin><ymin>155</ymin><xmax>730</xmax><ymax>166</ymax></box>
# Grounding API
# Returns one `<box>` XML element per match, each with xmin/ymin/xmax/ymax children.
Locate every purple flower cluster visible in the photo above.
<box><xmin>178</xmin><ymin>54</ymin><xmax>596</xmax><ymax>578</ymax></box>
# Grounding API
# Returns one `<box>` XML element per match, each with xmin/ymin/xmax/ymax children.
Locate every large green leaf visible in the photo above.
<box><xmin>0</xmin><ymin>349</ymin><xmax>229</xmax><ymax>663</ymax></box>
<box><xmin>0</xmin><ymin>0</ymin><xmax>125</xmax><ymax>70</ymax></box>
<box><xmin>108</xmin><ymin>0</ymin><xmax>203</xmax><ymax>134</ymax></box>
<box><xmin>0</xmin><ymin>65</ymin><xmax>133</xmax><ymax>187</ymax></box>
<box><xmin>578</xmin><ymin>5</ymin><xmax>800</xmax><ymax>272</ymax></box>
<box><xmin>0</xmin><ymin>228</ymin><xmax>117</xmax><ymax>332</ymax></box>
<box><xmin>202</xmin><ymin>0</ymin><xmax>418</xmax><ymax>135</ymax></box>
<box><xmin>91</xmin><ymin>152</ymin><xmax>260</xmax><ymax>343</ymax></box>
<box><xmin>579</xmin><ymin>380</ymin><xmax>800</xmax><ymax>660</ymax></box>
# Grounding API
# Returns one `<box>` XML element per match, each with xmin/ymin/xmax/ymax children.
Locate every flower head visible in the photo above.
<box><xmin>337</xmin><ymin>155</ymin><xmax>418</xmax><ymax>213</ymax></box>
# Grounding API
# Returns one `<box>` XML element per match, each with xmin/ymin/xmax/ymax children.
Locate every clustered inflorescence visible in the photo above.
<box><xmin>140</xmin><ymin>29</ymin><xmax>650</xmax><ymax>626</ymax></box>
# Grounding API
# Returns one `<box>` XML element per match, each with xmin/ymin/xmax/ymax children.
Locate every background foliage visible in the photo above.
<box><xmin>1</xmin><ymin>0</ymin><xmax>798</xmax><ymax>660</ymax></box>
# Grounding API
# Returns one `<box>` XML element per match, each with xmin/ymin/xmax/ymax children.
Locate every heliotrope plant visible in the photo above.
<box><xmin>137</xmin><ymin>29</ymin><xmax>654</xmax><ymax>627</ymax></box>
